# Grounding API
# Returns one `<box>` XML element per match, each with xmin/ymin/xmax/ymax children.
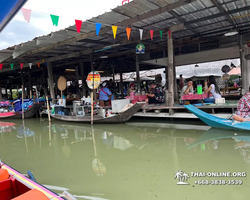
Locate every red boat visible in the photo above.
<box><xmin>0</xmin><ymin>162</ymin><xmax>69</xmax><ymax>200</ymax></box>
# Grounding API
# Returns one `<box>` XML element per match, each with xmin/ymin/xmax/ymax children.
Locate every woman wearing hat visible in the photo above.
<box><xmin>146</xmin><ymin>82</ymin><xmax>164</xmax><ymax>104</ymax></box>
<box><xmin>99</xmin><ymin>81</ymin><xmax>112</xmax><ymax>107</ymax></box>
<box><xmin>127</xmin><ymin>83</ymin><xmax>136</xmax><ymax>96</ymax></box>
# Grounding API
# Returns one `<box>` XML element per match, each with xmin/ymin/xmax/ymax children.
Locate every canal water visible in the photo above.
<box><xmin>0</xmin><ymin>119</ymin><xmax>249</xmax><ymax>200</ymax></box>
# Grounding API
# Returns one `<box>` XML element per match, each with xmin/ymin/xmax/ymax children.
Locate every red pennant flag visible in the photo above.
<box><xmin>75</xmin><ymin>20</ymin><xmax>82</xmax><ymax>33</ymax></box>
<box><xmin>168</xmin><ymin>30</ymin><xmax>172</xmax><ymax>39</ymax></box>
<box><xmin>0</xmin><ymin>64</ymin><xmax>3</xmax><ymax>70</ymax></box>
<box><xmin>126</xmin><ymin>28</ymin><xmax>131</xmax><ymax>40</ymax></box>
<box><xmin>20</xmin><ymin>63</ymin><xmax>24</xmax><ymax>70</ymax></box>
<box><xmin>37</xmin><ymin>63</ymin><xmax>40</xmax><ymax>68</ymax></box>
<box><xmin>150</xmin><ymin>30</ymin><xmax>154</xmax><ymax>40</ymax></box>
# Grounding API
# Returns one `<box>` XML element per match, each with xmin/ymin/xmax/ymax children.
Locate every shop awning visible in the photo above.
<box><xmin>0</xmin><ymin>0</ymin><xmax>27</xmax><ymax>32</ymax></box>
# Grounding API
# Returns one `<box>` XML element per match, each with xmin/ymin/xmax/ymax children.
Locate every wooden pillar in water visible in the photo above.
<box><xmin>28</xmin><ymin>70</ymin><xmax>32</xmax><ymax>98</ymax></box>
<box><xmin>168</xmin><ymin>30</ymin><xmax>174</xmax><ymax>107</ymax></box>
<box><xmin>136</xmin><ymin>55</ymin><xmax>141</xmax><ymax>93</ymax></box>
<box><xmin>80</xmin><ymin>60</ymin><xmax>86</xmax><ymax>97</ymax></box>
<box><xmin>42</xmin><ymin>67</ymin><xmax>48</xmax><ymax>96</ymax></box>
<box><xmin>47</xmin><ymin>62</ymin><xmax>56</xmax><ymax>104</ymax></box>
<box><xmin>90</xmin><ymin>55</ymin><xmax>97</xmax><ymax>102</ymax></box>
<box><xmin>239</xmin><ymin>35</ymin><xmax>247</xmax><ymax>95</ymax></box>
<box><xmin>20</xmin><ymin>72</ymin><xmax>25</xmax><ymax>99</ymax></box>
<box><xmin>10</xmin><ymin>81</ymin><xmax>13</xmax><ymax>99</ymax></box>
<box><xmin>120</xmin><ymin>68</ymin><xmax>124</xmax><ymax>98</ymax></box>
<box><xmin>75</xmin><ymin>65</ymin><xmax>79</xmax><ymax>95</ymax></box>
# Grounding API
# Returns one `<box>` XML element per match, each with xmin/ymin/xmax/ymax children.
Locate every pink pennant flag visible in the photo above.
<box><xmin>21</xmin><ymin>8</ymin><xmax>31</xmax><ymax>23</ymax></box>
<box><xmin>75</xmin><ymin>20</ymin><xmax>82</xmax><ymax>33</ymax></box>
<box><xmin>20</xmin><ymin>63</ymin><xmax>24</xmax><ymax>70</ymax></box>
<box><xmin>150</xmin><ymin>30</ymin><xmax>154</xmax><ymax>40</ymax></box>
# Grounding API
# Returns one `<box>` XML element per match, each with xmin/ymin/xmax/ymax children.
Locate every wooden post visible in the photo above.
<box><xmin>22</xmin><ymin>85</ymin><xmax>24</xmax><ymax>120</ymax></box>
<box><xmin>10</xmin><ymin>81</ymin><xmax>13</xmax><ymax>99</ymax></box>
<box><xmin>75</xmin><ymin>65</ymin><xmax>79</xmax><ymax>95</ymax></box>
<box><xmin>120</xmin><ymin>68</ymin><xmax>124</xmax><ymax>98</ymax></box>
<box><xmin>46</xmin><ymin>96</ymin><xmax>51</xmax><ymax>122</ymax></box>
<box><xmin>239</xmin><ymin>35</ymin><xmax>247</xmax><ymax>94</ymax></box>
<box><xmin>168</xmin><ymin>30</ymin><xmax>174</xmax><ymax>107</ymax></box>
<box><xmin>173</xmin><ymin>60</ymin><xmax>178</xmax><ymax>103</ymax></box>
<box><xmin>28</xmin><ymin>70</ymin><xmax>32</xmax><ymax>98</ymax></box>
<box><xmin>42</xmin><ymin>67</ymin><xmax>48</xmax><ymax>96</ymax></box>
<box><xmin>80</xmin><ymin>60</ymin><xmax>86</xmax><ymax>97</ymax></box>
<box><xmin>90</xmin><ymin>55</ymin><xmax>97</xmax><ymax>102</ymax></box>
<box><xmin>91</xmin><ymin>91</ymin><xmax>94</xmax><ymax>125</ymax></box>
<box><xmin>21</xmin><ymin>72</ymin><xmax>25</xmax><ymax>99</ymax></box>
<box><xmin>47</xmin><ymin>62</ymin><xmax>56</xmax><ymax>104</ymax></box>
<box><xmin>136</xmin><ymin>55</ymin><xmax>141</xmax><ymax>93</ymax></box>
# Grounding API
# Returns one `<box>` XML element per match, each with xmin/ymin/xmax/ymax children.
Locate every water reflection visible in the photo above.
<box><xmin>0</xmin><ymin>120</ymin><xmax>250</xmax><ymax>199</ymax></box>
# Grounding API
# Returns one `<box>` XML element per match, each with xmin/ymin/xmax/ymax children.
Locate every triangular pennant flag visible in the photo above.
<box><xmin>126</xmin><ymin>28</ymin><xmax>131</xmax><ymax>40</ymax></box>
<box><xmin>21</xmin><ymin>8</ymin><xmax>31</xmax><ymax>23</ymax></box>
<box><xmin>42</xmin><ymin>59</ymin><xmax>45</xmax><ymax>63</ymax></box>
<box><xmin>112</xmin><ymin>26</ymin><xmax>118</xmax><ymax>39</ymax></box>
<box><xmin>75</xmin><ymin>20</ymin><xmax>82</xmax><ymax>33</ymax></box>
<box><xmin>29</xmin><ymin>63</ymin><xmax>32</xmax><ymax>69</ymax></box>
<box><xmin>50</xmin><ymin>14</ymin><xmax>59</xmax><ymax>26</ymax></box>
<box><xmin>10</xmin><ymin>64</ymin><xmax>14</xmax><ymax>70</ymax></box>
<box><xmin>37</xmin><ymin>63</ymin><xmax>40</xmax><ymax>68</ymax></box>
<box><xmin>159</xmin><ymin>30</ymin><xmax>163</xmax><ymax>40</ymax></box>
<box><xmin>45</xmin><ymin>62</ymin><xmax>47</xmax><ymax>66</ymax></box>
<box><xmin>168</xmin><ymin>30</ymin><xmax>172</xmax><ymax>39</ymax></box>
<box><xmin>0</xmin><ymin>64</ymin><xmax>3</xmax><ymax>70</ymax></box>
<box><xmin>139</xmin><ymin>29</ymin><xmax>143</xmax><ymax>40</ymax></box>
<box><xmin>150</xmin><ymin>30</ymin><xmax>154</xmax><ymax>40</ymax></box>
<box><xmin>20</xmin><ymin>63</ymin><xmax>24</xmax><ymax>70</ymax></box>
<box><xmin>96</xmin><ymin>23</ymin><xmax>102</xmax><ymax>35</ymax></box>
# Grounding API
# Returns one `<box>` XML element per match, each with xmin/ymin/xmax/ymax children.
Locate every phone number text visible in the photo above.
<box><xmin>194</xmin><ymin>180</ymin><xmax>243</xmax><ymax>185</ymax></box>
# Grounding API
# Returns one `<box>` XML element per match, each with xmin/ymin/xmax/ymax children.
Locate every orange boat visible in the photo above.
<box><xmin>0</xmin><ymin>162</ymin><xmax>75</xmax><ymax>200</ymax></box>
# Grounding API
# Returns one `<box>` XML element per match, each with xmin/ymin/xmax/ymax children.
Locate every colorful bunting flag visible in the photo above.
<box><xmin>126</xmin><ymin>28</ymin><xmax>131</xmax><ymax>40</ymax></box>
<box><xmin>50</xmin><ymin>14</ymin><xmax>59</xmax><ymax>26</ymax></box>
<box><xmin>21</xmin><ymin>8</ymin><xmax>31</xmax><ymax>23</ymax></box>
<box><xmin>168</xmin><ymin>30</ymin><xmax>172</xmax><ymax>39</ymax></box>
<box><xmin>29</xmin><ymin>63</ymin><xmax>32</xmax><ymax>69</ymax></box>
<box><xmin>0</xmin><ymin>64</ymin><xmax>3</xmax><ymax>70</ymax></box>
<box><xmin>75</xmin><ymin>20</ymin><xmax>82</xmax><ymax>33</ymax></box>
<box><xmin>139</xmin><ymin>29</ymin><xmax>143</xmax><ymax>40</ymax></box>
<box><xmin>20</xmin><ymin>63</ymin><xmax>24</xmax><ymax>70</ymax></box>
<box><xmin>37</xmin><ymin>63</ymin><xmax>40</xmax><ymax>68</ymax></box>
<box><xmin>96</xmin><ymin>23</ymin><xmax>102</xmax><ymax>35</ymax></box>
<box><xmin>160</xmin><ymin>30</ymin><xmax>163</xmax><ymax>40</ymax></box>
<box><xmin>112</xmin><ymin>26</ymin><xmax>118</xmax><ymax>39</ymax></box>
<box><xmin>10</xmin><ymin>64</ymin><xmax>14</xmax><ymax>70</ymax></box>
<box><xmin>150</xmin><ymin>30</ymin><xmax>154</xmax><ymax>40</ymax></box>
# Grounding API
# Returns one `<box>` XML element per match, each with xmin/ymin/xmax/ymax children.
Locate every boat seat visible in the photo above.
<box><xmin>11</xmin><ymin>189</ymin><xmax>50</xmax><ymax>200</ymax></box>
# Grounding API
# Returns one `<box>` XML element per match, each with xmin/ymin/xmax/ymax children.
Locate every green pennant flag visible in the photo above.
<box><xmin>10</xmin><ymin>63</ymin><xmax>14</xmax><ymax>70</ymax></box>
<box><xmin>50</xmin><ymin>14</ymin><xmax>59</xmax><ymax>26</ymax></box>
<box><xmin>160</xmin><ymin>31</ymin><xmax>163</xmax><ymax>40</ymax></box>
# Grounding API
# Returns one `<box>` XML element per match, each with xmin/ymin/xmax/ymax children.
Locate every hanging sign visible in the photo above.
<box><xmin>86</xmin><ymin>71</ymin><xmax>101</xmax><ymax>89</ymax></box>
<box><xmin>222</xmin><ymin>73</ymin><xmax>230</xmax><ymax>81</ymax></box>
<box><xmin>136</xmin><ymin>43</ymin><xmax>145</xmax><ymax>54</ymax></box>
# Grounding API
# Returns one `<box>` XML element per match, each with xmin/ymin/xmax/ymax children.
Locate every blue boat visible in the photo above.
<box><xmin>184</xmin><ymin>104</ymin><xmax>250</xmax><ymax>131</ymax></box>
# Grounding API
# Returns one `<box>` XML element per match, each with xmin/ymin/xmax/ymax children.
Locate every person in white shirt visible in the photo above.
<box><xmin>204</xmin><ymin>75</ymin><xmax>221</xmax><ymax>102</ymax></box>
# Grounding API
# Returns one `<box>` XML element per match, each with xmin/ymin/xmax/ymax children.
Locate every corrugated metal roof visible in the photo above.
<box><xmin>0</xmin><ymin>0</ymin><xmax>250</xmax><ymax>72</ymax></box>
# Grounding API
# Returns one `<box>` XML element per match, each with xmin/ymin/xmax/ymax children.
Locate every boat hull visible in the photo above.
<box><xmin>184</xmin><ymin>104</ymin><xmax>250</xmax><ymax>131</ymax></box>
<box><xmin>51</xmin><ymin>103</ymin><xmax>141</xmax><ymax>124</ymax></box>
<box><xmin>0</xmin><ymin>104</ymin><xmax>41</xmax><ymax>119</ymax></box>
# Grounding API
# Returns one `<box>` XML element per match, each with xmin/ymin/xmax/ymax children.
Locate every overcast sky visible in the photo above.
<box><xmin>0</xmin><ymin>0</ymin><xmax>128</xmax><ymax>50</ymax></box>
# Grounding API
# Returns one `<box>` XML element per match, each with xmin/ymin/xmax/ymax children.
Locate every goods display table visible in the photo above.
<box><xmin>181</xmin><ymin>93</ymin><xmax>209</xmax><ymax>100</ymax></box>
<box><xmin>126</xmin><ymin>95</ymin><xmax>148</xmax><ymax>104</ymax></box>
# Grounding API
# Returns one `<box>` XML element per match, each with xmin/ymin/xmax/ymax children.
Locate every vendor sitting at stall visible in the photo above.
<box><xmin>99</xmin><ymin>82</ymin><xmax>112</xmax><ymax>107</ymax></box>
<box><xmin>204</xmin><ymin>75</ymin><xmax>221</xmax><ymax>103</ymax></box>
<box><xmin>145</xmin><ymin>82</ymin><xmax>164</xmax><ymax>104</ymax></box>
<box><xmin>233</xmin><ymin>89</ymin><xmax>250</xmax><ymax>121</ymax></box>
<box><xmin>179</xmin><ymin>78</ymin><xmax>194</xmax><ymax>104</ymax></box>
<box><xmin>127</xmin><ymin>83</ymin><xmax>136</xmax><ymax>96</ymax></box>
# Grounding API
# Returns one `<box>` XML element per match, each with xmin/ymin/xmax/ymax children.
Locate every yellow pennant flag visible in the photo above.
<box><xmin>112</xmin><ymin>26</ymin><xmax>118</xmax><ymax>39</ymax></box>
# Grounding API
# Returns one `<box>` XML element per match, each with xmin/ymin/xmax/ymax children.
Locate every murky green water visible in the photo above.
<box><xmin>0</xmin><ymin>119</ymin><xmax>250</xmax><ymax>200</ymax></box>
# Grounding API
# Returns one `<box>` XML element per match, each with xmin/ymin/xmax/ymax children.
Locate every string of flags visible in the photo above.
<box><xmin>20</xmin><ymin>8</ymin><xmax>165</xmax><ymax>41</ymax></box>
<box><xmin>0</xmin><ymin>8</ymin><xmax>168</xmax><ymax>71</ymax></box>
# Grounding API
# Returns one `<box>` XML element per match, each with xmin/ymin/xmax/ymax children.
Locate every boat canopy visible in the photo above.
<box><xmin>0</xmin><ymin>0</ymin><xmax>27</xmax><ymax>32</ymax></box>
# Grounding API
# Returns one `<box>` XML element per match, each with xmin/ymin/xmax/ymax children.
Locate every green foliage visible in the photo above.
<box><xmin>228</xmin><ymin>75</ymin><xmax>240</xmax><ymax>87</ymax></box>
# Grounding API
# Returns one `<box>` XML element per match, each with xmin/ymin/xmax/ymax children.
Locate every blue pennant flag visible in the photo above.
<box><xmin>96</xmin><ymin>23</ymin><xmax>102</xmax><ymax>35</ymax></box>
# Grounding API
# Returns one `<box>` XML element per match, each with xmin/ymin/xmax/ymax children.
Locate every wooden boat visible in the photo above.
<box><xmin>187</xmin><ymin>128</ymin><xmax>250</xmax><ymax>149</ymax></box>
<box><xmin>0</xmin><ymin>104</ymin><xmax>41</xmax><ymax>119</ymax></box>
<box><xmin>0</xmin><ymin>162</ymin><xmax>65</xmax><ymax>200</ymax></box>
<box><xmin>50</xmin><ymin>103</ymin><xmax>141</xmax><ymax>124</ymax></box>
<box><xmin>184</xmin><ymin>104</ymin><xmax>250</xmax><ymax>131</ymax></box>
